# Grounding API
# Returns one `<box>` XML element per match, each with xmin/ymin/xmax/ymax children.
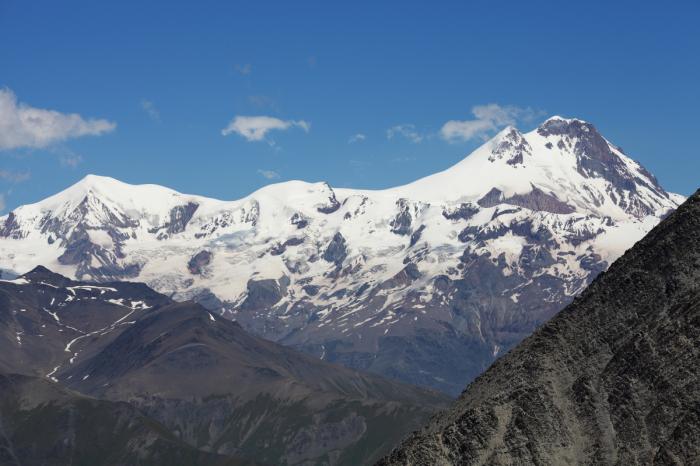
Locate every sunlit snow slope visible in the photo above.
<box><xmin>0</xmin><ymin>116</ymin><xmax>682</xmax><ymax>394</ymax></box>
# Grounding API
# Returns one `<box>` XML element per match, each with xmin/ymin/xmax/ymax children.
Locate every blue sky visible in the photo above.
<box><xmin>1</xmin><ymin>0</ymin><xmax>698</xmax><ymax>211</ymax></box>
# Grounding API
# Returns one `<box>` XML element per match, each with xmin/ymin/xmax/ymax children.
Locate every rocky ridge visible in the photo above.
<box><xmin>0</xmin><ymin>116</ymin><xmax>683</xmax><ymax>394</ymax></box>
<box><xmin>378</xmin><ymin>188</ymin><xmax>700</xmax><ymax>465</ymax></box>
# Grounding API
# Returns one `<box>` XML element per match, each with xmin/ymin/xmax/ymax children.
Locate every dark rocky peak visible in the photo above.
<box><xmin>21</xmin><ymin>265</ymin><xmax>74</xmax><ymax>287</ymax></box>
<box><xmin>316</xmin><ymin>182</ymin><xmax>341</xmax><ymax>214</ymax></box>
<box><xmin>38</xmin><ymin>193</ymin><xmax>138</xmax><ymax>244</ymax></box>
<box><xmin>477</xmin><ymin>187</ymin><xmax>504</xmax><ymax>208</ymax></box>
<box><xmin>536</xmin><ymin>115</ymin><xmax>597</xmax><ymax>138</ymax></box>
<box><xmin>489</xmin><ymin>126</ymin><xmax>531</xmax><ymax>166</ymax></box>
<box><xmin>71</xmin><ymin>192</ymin><xmax>135</xmax><ymax>227</ymax></box>
<box><xmin>538</xmin><ymin>116</ymin><xmax>666</xmax><ymax>203</ymax></box>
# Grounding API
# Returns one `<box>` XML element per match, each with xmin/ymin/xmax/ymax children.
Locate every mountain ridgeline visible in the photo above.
<box><xmin>0</xmin><ymin>116</ymin><xmax>683</xmax><ymax>395</ymax></box>
<box><xmin>378</xmin><ymin>189</ymin><xmax>700</xmax><ymax>465</ymax></box>
<box><xmin>0</xmin><ymin>268</ymin><xmax>448</xmax><ymax>465</ymax></box>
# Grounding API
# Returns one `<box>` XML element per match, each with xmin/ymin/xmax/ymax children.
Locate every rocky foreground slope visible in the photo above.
<box><xmin>0</xmin><ymin>116</ymin><xmax>682</xmax><ymax>394</ymax></box>
<box><xmin>0</xmin><ymin>267</ymin><xmax>447</xmax><ymax>465</ymax></box>
<box><xmin>378</xmin><ymin>189</ymin><xmax>700</xmax><ymax>465</ymax></box>
<box><xmin>0</xmin><ymin>372</ymin><xmax>250</xmax><ymax>466</ymax></box>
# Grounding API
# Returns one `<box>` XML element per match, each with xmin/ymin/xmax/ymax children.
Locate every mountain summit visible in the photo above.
<box><xmin>0</xmin><ymin>117</ymin><xmax>683</xmax><ymax>393</ymax></box>
<box><xmin>389</xmin><ymin>116</ymin><xmax>676</xmax><ymax>219</ymax></box>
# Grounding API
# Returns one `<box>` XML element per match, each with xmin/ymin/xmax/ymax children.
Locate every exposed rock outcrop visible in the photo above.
<box><xmin>379</xmin><ymin>189</ymin><xmax>700</xmax><ymax>465</ymax></box>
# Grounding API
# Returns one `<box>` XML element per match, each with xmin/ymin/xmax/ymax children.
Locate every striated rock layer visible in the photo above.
<box><xmin>378</xmin><ymin>189</ymin><xmax>700</xmax><ymax>465</ymax></box>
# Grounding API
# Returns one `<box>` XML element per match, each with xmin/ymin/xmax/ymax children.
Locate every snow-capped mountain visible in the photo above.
<box><xmin>0</xmin><ymin>116</ymin><xmax>683</xmax><ymax>394</ymax></box>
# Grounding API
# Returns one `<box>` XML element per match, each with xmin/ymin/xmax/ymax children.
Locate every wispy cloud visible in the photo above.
<box><xmin>386</xmin><ymin>124</ymin><xmax>423</xmax><ymax>143</ymax></box>
<box><xmin>222</xmin><ymin>115</ymin><xmax>310</xmax><ymax>142</ymax></box>
<box><xmin>140</xmin><ymin>99</ymin><xmax>160</xmax><ymax>121</ymax></box>
<box><xmin>0</xmin><ymin>193</ymin><xmax>5</xmax><ymax>212</ymax></box>
<box><xmin>59</xmin><ymin>152</ymin><xmax>83</xmax><ymax>168</ymax></box>
<box><xmin>0</xmin><ymin>88</ymin><xmax>115</xmax><ymax>150</ymax></box>
<box><xmin>348</xmin><ymin>133</ymin><xmax>366</xmax><ymax>144</ymax></box>
<box><xmin>0</xmin><ymin>170</ymin><xmax>30</xmax><ymax>183</ymax></box>
<box><xmin>440</xmin><ymin>104</ymin><xmax>541</xmax><ymax>143</ymax></box>
<box><xmin>49</xmin><ymin>146</ymin><xmax>84</xmax><ymax>168</ymax></box>
<box><xmin>257</xmin><ymin>169</ymin><xmax>280</xmax><ymax>180</ymax></box>
<box><xmin>235</xmin><ymin>63</ymin><xmax>252</xmax><ymax>75</ymax></box>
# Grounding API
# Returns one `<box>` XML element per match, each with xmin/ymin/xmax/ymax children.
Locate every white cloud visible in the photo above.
<box><xmin>0</xmin><ymin>88</ymin><xmax>116</xmax><ymax>150</ymax></box>
<box><xmin>440</xmin><ymin>104</ymin><xmax>539</xmax><ymax>143</ymax></box>
<box><xmin>235</xmin><ymin>63</ymin><xmax>252</xmax><ymax>75</ymax></box>
<box><xmin>141</xmin><ymin>99</ymin><xmax>160</xmax><ymax>121</ymax></box>
<box><xmin>386</xmin><ymin>124</ymin><xmax>423</xmax><ymax>143</ymax></box>
<box><xmin>348</xmin><ymin>133</ymin><xmax>366</xmax><ymax>144</ymax></box>
<box><xmin>0</xmin><ymin>193</ymin><xmax>5</xmax><ymax>212</ymax></box>
<box><xmin>257</xmin><ymin>169</ymin><xmax>280</xmax><ymax>180</ymax></box>
<box><xmin>221</xmin><ymin>115</ymin><xmax>310</xmax><ymax>142</ymax></box>
<box><xmin>0</xmin><ymin>170</ymin><xmax>30</xmax><ymax>183</ymax></box>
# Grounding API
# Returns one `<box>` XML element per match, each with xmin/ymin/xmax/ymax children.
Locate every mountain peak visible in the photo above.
<box><xmin>71</xmin><ymin>174</ymin><xmax>131</xmax><ymax>194</ymax></box>
<box><xmin>542</xmin><ymin>114</ymin><xmax>586</xmax><ymax>124</ymax></box>
<box><xmin>536</xmin><ymin>115</ymin><xmax>598</xmax><ymax>138</ymax></box>
<box><xmin>22</xmin><ymin>265</ymin><xmax>73</xmax><ymax>287</ymax></box>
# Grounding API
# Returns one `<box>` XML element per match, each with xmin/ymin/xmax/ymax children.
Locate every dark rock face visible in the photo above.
<box><xmin>270</xmin><ymin>237</ymin><xmax>304</xmax><ymax>256</ymax></box>
<box><xmin>187</xmin><ymin>250</ymin><xmax>212</xmax><ymax>275</ymax></box>
<box><xmin>303</xmin><ymin>284</ymin><xmax>320</xmax><ymax>296</ymax></box>
<box><xmin>488</xmin><ymin>127</ymin><xmax>531</xmax><ymax>166</ymax></box>
<box><xmin>538</xmin><ymin>118</ymin><xmax>667</xmax><ymax>217</ymax></box>
<box><xmin>379</xmin><ymin>189</ymin><xmax>700</xmax><ymax>466</ymax></box>
<box><xmin>290</xmin><ymin>213</ymin><xmax>308</xmax><ymax>229</ymax></box>
<box><xmin>191</xmin><ymin>288</ymin><xmax>224</xmax><ymax>310</ymax></box>
<box><xmin>240</xmin><ymin>278</ymin><xmax>287</xmax><ymax>311</ymax></box>
<box><xmin>409</xmin><ymin>225</ymin><xmax>426</xmax><ymax>247</ymax></box>
<box><xmin>477</xmin><ymin>188</ymin><xmax>504</xmax><ymax>208</ymax></box>
<box><xmin>442</xmin><ymin>204</ymin><xmax>479</xmax><ymax>221</ymax></box>
<box><xmin>478</xmin><ymin>186</ymin><xmax>574</xmax><ymax>214</ymax></box>
<box><xmin>316</xmin><ymin>184</ymin><xmax>341</xmax><ymax>214</ymax></box>
<box><xmin>0</xmin><ymin>268</ymin><xmax>448</xmax><ymax>466</ymax></box>
<box><xmin>57</xmin><ymin>229</ymin><xmax>141</xmax><ymax>281</ymax></box>
<box><xmin>323</xmin><ymin>232</ymin><xmax>348</xmax><ymax>267</ymax></box>
<box><xmin>0</xmin><ymin>212</ymin><xmax>24</xmax><ymax>239</ymax></box>
<box><xmin>21</xmin><ymin>265</ymin><xmax>74</xmax><ymax>287</ymax></box>
<box><xmin>152</xmin><ymin>202</ymin><xmax>199</xmax><ymax>238</ymax></box>
<box><xmin>0</xmin><ymin>373</ymin><xmax>238</xmax><ymax>466</ymax></box>
<box><xmin>391</xmin><ymin>199</ymin><xmax>413</xmax><ymax>236</ymax></box>
<box><xmin>381</xmin><ymin>263</ymin><xmax>422</xmax><ymax>289</ymax></box>
<box><xmin>506</xmin><ymin>186</ymin><xmax>575</xmax><ymax>214</ymax></box>
<box><xmin>8</xmin><ymin>194</ymin><xmax>145</xmax><ymax>282</ymax></box>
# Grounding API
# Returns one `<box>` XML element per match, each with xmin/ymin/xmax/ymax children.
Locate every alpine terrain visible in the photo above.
<box><xmin>0</xmin><ymin>267</ymin><xmax>448</xmax><ymax>465</ymax></box>
<box><xmin>0</xmin><ymin>116</ymin><xmax>683</xmax><ymax>394</ymax></box>
<box><xmin>378</xmin><ymin>189</ymin><xmax>700</xmax><ymax>465</ymax></box>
